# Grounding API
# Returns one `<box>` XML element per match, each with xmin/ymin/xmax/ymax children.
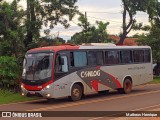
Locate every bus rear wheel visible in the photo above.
<box><xmin>70</xmin><ymin>84</ymin><xmax>82</xmax><ymax>101</ymax></box>
<box><xmin>118</xmin><ymin>79</ymin><xmax>132</xmax><ymax>94</ymax></box>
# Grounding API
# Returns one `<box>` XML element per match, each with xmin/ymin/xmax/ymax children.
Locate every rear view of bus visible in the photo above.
<box><xmin>21</xmin><ymin>44</ymin><xmax>153</xmax><ymax>101</ymax></box>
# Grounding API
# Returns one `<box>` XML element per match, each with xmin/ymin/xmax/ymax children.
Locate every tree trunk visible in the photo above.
<box><xmin>25</xmin><ymin>0</ymin><xmax>36</xmax><ymax>48</ymax></box>
<box><xmin>117</xmin><ymin>6</ymin><xmax>127</xmax><ymax>45</ymax></box>
<box><xmin>117</xmin><ymin>34</ymin><xmax>127</xmax><ymax>45</ymax></box>
<box><xmin>117</xmin><ymin>0</ymin><xmax>134</xmax><ymax>45</ymax></box>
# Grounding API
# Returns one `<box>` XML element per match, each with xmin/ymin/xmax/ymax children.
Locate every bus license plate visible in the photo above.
<box><xmin>30</xmin><ymin>91</ymin><xmax>35</xmax><ymax>94</ymax></box>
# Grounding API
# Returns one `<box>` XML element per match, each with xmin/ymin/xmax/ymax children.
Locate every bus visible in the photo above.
<box><xmin>21</xmin><ymin>44</ymin><xmax>153</xmax><ymax>101</ymax></box>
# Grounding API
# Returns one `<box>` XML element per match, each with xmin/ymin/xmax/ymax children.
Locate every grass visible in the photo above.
<box><xmin>150</xmin><ymin>76</ymin><xmax>160</xmax><ymax>84</ymax></box>
<box><xmin>0</xmin><ymin>89</ymin><xmax>36</xmax><ymax>105</ymax></box>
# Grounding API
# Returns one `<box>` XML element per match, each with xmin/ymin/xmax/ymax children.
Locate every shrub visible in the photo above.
<box><xmin>0</xmin><ymin>56</ymin><xmax>20</xmax><ymax>92</ymax></box>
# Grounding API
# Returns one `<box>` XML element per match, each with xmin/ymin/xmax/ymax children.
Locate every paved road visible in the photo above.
<box><xmin>0</xmin><ymin>84</ymin><xmax>160</xmax><ymax>120</ymax></box>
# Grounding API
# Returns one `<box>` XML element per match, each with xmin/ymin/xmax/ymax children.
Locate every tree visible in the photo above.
<box><xmin>0</xmin><ymin>1</ymin><xmax>25</xmax><ymax>91</ymax></box>
<box><xmin>0</xmin><ymin>0</ymin><xmax>25</xmax><ymax>58</ymax></box>
<box><xmin>69</xmin><ymin>12</ymin><xmax>111</xmax><ymax>44</ymax></box>
<box><xmin>77</xmin><ymin>12</ymin><xmax>90</xmax><ymax>33</ymax></box>
<box><xmin>0</xmin><ymin>56</ymin><xmax>20</xmax><ymax>91</ymax></box>
<box><xmin>25</xmin><ymin>0</ymin><xmax>78</xmax><ymax>49</ymax></box>
<box><xmin>138</xmin><ymin>22</ymin><xmax>160</xmax><ymax>75</ymax></box>
<box><xmin>39</xmin><ymin>36</ymin><xmax>65</xmax><ymax>47</ymax></box>
<box><xmin>117</xmin><ymin>0</ymin><xmax>157</xmax><ymax>45</ymax></box>
<box><xmin>137</xmin><ymin>0</ymin><xmax>160</xmax><ymax>75</ymax></box>
<box><xmin>69</xmin><ymin>21</ymin><xmax>111</xmax><ymax>44</ymax></box>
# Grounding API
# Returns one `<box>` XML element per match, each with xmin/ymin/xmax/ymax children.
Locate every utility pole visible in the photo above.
<box><xmin>84</xmin><ymin>11</ymin><xmax>88</xmax><ymax>31</ymax></box>
<box><xmin>57</xmin><ymin>31</ymin><xmax>59</xmax><ymax>43</ymax></box>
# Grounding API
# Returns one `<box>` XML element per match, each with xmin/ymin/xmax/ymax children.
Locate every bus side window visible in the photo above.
<box><xmin>144</xmin><ymin>49</ymin><xmax>151</xmax><ymax>62</ymax></box>
<box><xmin>105</xmin><ymin>50</ymin><xmax>119</xmax><ymax>65</ymax></box>
<box><xmin>70</xmin><ymin>52</ymin><xmax>74</xmax><ymax>67</ymax></box>
<box><xmin>88</xmin><ymin>51</ymin><xmax>97</xmax><ymax>66</ymax></box>
<box><xmin>55</xmin><ymin>54</ymin><xmax>62</xmax><ymax>72</ymax></box>
<box><xmin>120</xmin><ymin>50</ymin><xmax>132</xmax><ymax>64</ymax></box>
<box><xmin>61</xmin><ymin>56</ymin><xmax>68</xmax><ymax>72</ymax></box>
<box><xmin>96</xmin><ymin>51</ymin><xmax>104</xmax><ymax>65</ymax></box>
<box><xmin>73</xmin><ymin>51</ymin><xmax>87</xmax><ymax>67</ymax></box>
<box><xmin>55</xmin><ymin>55</ymin><xmax>68</xmax><ymax>72</ymax></box>
<box><xmin>133</xmin><ymin>50</ymin><xmax>144</xmax><ymax>63</ymax></box>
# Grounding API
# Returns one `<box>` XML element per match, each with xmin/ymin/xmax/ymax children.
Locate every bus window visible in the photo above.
<box><xmin>61</xmin><ymin>56</ymin><xmax>68</xmax><ymax>72</ymax></box>
<box><xmin>133</xmin><ymin>50</ymin><xmax>144</xmax><ymax>63</ymax></box>
<box><xmin>70</xmin><ymin>52</ymin><xmax>74</xmax><ymax>67</ymax></box>
<box><xmin>88</xmin><ymin>51</ymin><xmax>97</xmax><ymax>66</ymax></box>
<box><xmin>55</xmin><ymin>55</ymin><xmax>68</xmax><ymax>72</ymax></box>
<box><xmin>120</xmin><ymin>50</ymin><xmax>132</xmax><ymax>64</ymax></box>
<box><xmin>55</xmin><ymin>54</ymin><xmax>62</xmax><ymax>72</ymax></box>
<box><xmin>87</xmin><ymin>51</ymin><xmax>104</xmax><ymax>66</ymax></box>
<box><xmin>144</xmin><ymin>49</ymin><xmax>151</xmax><ymax>62</ymax></box>
<box><xmin>105</xmin><ymin>50</ymin><xmax>119</xmax><ymax>65</ymax></box>
<box><xmin>73</xmin><ymin>52</ymin><xmax>87</xmax><ymax>67</ymax></box>
<box><xmin>96</xmin><ymin>51</ymin><xmax>104</xmax><ymax>65</ymax></box>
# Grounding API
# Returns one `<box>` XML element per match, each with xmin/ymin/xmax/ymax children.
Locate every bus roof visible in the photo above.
<box><xmin>27</xmin><ymin>45</ymin><xmax>79</xmax><ymax>53</ymax></box>
<box><xmin>27</xmin><ymin>44</ymin><xmax>151</xmax><ymax>53</ymax></box>
<box><xmin>79</xmin><ymin>45</ymin><xmax>151</xmax><ymax>49</ymax></box>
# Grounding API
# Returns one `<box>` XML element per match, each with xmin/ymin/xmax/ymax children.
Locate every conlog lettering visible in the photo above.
<box><xmin>81</xmin><ymin>70</ymin><xmax>100</xmax><ymax>78</ymax></box>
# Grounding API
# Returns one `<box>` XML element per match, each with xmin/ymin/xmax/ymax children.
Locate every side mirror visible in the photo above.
<box><xmin>60</xmin><ymin>57</ymin><xmax>64</xmax><ymax>65</ymax></box>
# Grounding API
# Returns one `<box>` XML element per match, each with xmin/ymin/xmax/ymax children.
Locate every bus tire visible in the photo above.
<box><xmin>118</xmin><ymin>79</ymin><xmax>132</xmax><ymax>94</ymax></box>
<box><xmin>70</xmin><ymin>84</ymin><xmax>82</xmax><ymax>101</ymax></box>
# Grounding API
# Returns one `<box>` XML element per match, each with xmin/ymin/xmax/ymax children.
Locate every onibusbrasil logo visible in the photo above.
<box><xmin>1</xmin><ymin>112</ymin><xmax>42</xmax><ymax>117</ymax></box>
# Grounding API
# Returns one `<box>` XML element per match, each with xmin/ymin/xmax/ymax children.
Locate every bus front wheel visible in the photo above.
<box><xmin>118</xmin><ymin>79</ymin><xmax>132</xmax><ymax>94</ymax></box>
<box><xmin>69</xmin><ymin>84</ymin><xmax>82</xmax><ymax>101</ymax></box>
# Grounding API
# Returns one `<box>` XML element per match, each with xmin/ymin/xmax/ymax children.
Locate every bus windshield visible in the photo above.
<box><xmin>22</xmin><ymin>52</ymin><xmax>54</xmax><ymax>80</ymax></box>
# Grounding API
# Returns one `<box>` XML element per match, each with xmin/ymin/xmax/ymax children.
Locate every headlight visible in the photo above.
<box><xmin>42</xmin><ymin>85</ymin><xmax>50</xmax><ymax>91</ymax></box>
<box><xmin>21</xmin><ymin>84</ymin><xmax>26</xmax><ymax>90</ymax></box>
<box><xmin>46</xmin><ymin>94</ymin><xmax>51</xmax><ymax>97</ymax></box>
<box><xmin>46</xmin><ymin>85</ymin><xmax>50</xmax><ymax>89</ymax></box>
<box><xmin>21</xmin><ymin>84</ymin><xmax>24</xmax><ymax>89</ymax></box>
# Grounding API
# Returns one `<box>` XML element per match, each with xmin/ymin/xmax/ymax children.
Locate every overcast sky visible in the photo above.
<box><xmin>6</xmin><ymin>0</ymin><xmax>149</xmax><ymax>40</ymax></box>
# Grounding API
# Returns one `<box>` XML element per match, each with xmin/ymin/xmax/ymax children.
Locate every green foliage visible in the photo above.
<box><xmin>0</xmin><ymin>0</ymin><xmax>78</xmax><ymax>93</ymax></box>
<box><xmin>0</xmin><ymin>56</ymin><xmax>20</xmax><ymax>90</ymax></box>
<box><xmin>138</xmin><ymin>22</ymin><xmax>160</xmax><ymax>62</ymax></box>
<box><xmin>118</xmin><ymin>0</ymin><xmax>159</xmax><ymax>44</ymax></box>
<box><xmin>25</xmin><ymin>0</ymin><xmax>78</xmax><ymax>49</ymax></box>
<box><xmin>77</xmin><ymin>13</ymin><xmax>90</xmax><ymax>32</ymax></box>
<box><xmin>39</xmin><ymin>37</ymin><xmax>66</xmax><ymax>47</ymax></box>
<box><xmin>0</xmin><ymin>0</ymin><xmax>25</xmax><ymax>57</ymax></box>
<box><xmin>69</xmin><ymin>14</ymin><xmax>111</xmax><ymax>44</ymax></box>
<box><xmin>133</xmin><ymin>23</ymin><xmax>151</xmax><ymax>31</ymax></box>
<box><xmin>137</xmin><ymin>0</ymin><xmax>160</xmax><ymax>63</ymax></box>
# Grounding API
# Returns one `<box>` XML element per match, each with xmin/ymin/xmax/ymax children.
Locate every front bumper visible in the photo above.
<box><xmin>21</xmin><ymin>87</ymin><xmax>53</xmax><ymax>98</ymax></box>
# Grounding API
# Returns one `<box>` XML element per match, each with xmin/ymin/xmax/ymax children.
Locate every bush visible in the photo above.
<box><xmin>0</xmin><ymin>56</ymin><xmax>20</xmax><ymax>92</ymax></box>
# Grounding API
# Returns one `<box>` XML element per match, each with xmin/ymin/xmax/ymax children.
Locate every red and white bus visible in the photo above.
<box><xmin>21</xmin><ymin>44</ymin><xmax>153</xmax><ymax>101</ymax></box>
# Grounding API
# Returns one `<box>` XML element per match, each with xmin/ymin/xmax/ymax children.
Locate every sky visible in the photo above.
<box><xmin>6</xmin><ymin>0</ymin><xmax>149</xmax><ymax>40</ymax></box>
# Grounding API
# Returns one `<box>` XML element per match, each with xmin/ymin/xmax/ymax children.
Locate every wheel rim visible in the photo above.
<box><xmin>73</xmin><ymin>88</ymin><xmax>80</xmax><ymax>98</ymax></box>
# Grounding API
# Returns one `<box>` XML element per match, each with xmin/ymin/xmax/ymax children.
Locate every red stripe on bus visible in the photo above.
<box><xmin>23</xmin><ymin>80</ymin><xmax>53</xmax><ymax>91</ymax></box>
<box><xmin>105</xmin><ymin>73</ymin><xmax>122</xmax><ymax>88</ymax></box>
<box><xmin>96</xmin><ymin>66</ymin><xmax>101</xmax><ymax>69</ymax></box>
<box><xmin>91</xmin><ymin>80</ymin><xmax>99</xmax><ymax>92</ymax></box>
